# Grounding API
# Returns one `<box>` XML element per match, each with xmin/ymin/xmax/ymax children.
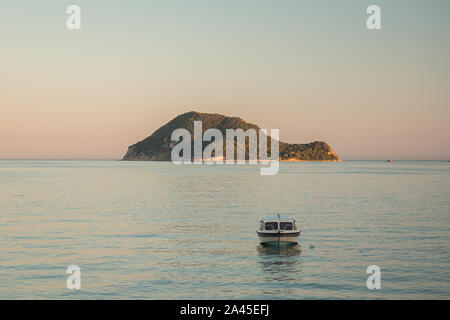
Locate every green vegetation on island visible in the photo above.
<box><xmin>122</xmin><ymin>111</ymin><xmax>341</xmax><ymax>161</ymax></box>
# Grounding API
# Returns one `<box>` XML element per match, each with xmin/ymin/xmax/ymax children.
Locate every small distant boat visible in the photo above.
<box><xmin>257</xmin><ymin>214</ymin><xmax>300</xmax><ymax>246</ymax></box>
<box><xmin>386</xmin><ymin>159</ymin><xmax>393</xmax><ymax>162</ymax></box>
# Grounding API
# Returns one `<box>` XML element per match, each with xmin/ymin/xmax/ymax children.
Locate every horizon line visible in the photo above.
<box><xmin>0</xmin><ymin>159</ymin><xmax>449</xmax><ymax>162</ymax></box>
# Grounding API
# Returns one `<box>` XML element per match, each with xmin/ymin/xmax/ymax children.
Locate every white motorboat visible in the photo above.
<box><xmin>256</xmin><ymin>214</ymin><xmax>300</xmax><ymax>246</ymax></box>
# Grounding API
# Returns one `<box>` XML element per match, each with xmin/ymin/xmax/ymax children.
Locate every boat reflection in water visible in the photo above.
<box><xmin>256</xmin><ymin>244</ymin><xmax>303</xmax><ymax>289</ymax></box>
<box><xmin>257</xmin><ymin>244</ymin><xmax>302</xmax><ymax>258</ymax></box>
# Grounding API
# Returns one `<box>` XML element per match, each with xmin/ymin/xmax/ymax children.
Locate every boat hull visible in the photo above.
<box><xmin>257</xmin><ymin>231</ymin><xmax>300</xmax><ymax>246</ymax></box>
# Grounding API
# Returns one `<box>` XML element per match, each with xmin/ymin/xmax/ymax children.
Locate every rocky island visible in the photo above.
<box><xmin>122</xmin><ymin>111</ymin><xmax>340</xmax><ymax>161</ymax></box>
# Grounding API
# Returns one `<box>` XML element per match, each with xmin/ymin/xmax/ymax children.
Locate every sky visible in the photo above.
<box><xmin>0</xmin><ymin>0</ymin><xmax>449</xmax><ymax>160</ymax></box>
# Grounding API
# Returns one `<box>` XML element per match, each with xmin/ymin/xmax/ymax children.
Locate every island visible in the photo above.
<box><xmin>122</xmin><ymin>111</ymin><xmax>341</xmax><ymax>161</ymax></box>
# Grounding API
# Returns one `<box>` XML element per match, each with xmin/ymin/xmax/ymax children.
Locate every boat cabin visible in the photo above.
<box><xmin>259</xmin><ymin>215</ymin><xmax>297</xmax><ymax>231</ymax></box>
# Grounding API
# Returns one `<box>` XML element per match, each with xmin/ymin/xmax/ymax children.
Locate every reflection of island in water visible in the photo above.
<box><xmin>257</xmin><ymin>244</ymin><xmax>303</xmax><ymax>295</ymax></box>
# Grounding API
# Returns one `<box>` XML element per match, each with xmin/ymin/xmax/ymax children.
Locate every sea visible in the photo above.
<box><xmin>0</xmin><ymin>160</ymin><xmax>449</xmax><ymax>299</ymax></box>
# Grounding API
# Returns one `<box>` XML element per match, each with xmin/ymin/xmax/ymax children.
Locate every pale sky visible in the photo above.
<box><xmin>1</xmin><ymin>0</ymin><xmax>449</xmax><ymax>160</ymax></box>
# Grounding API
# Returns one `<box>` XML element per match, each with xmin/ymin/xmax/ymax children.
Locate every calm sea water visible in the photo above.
<box><xmin>0</xmin><ymin>160</ymin><xmax>449</xmax><ymax>299</ymax></box>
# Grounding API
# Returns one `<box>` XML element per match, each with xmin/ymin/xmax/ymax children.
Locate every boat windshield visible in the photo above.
<box><xmin>264</xmin><ymin>222</ymin><xmax>278</xmax><ymax>230</ymax></box>
<box><xmin>280</xmin><ymin>222</ymin><xmax>293</xmax><ymax>230</ymax></box>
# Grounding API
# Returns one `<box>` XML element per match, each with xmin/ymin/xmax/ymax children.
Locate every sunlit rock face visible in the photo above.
<box><xmin>122</xmin><ymin>111</ymin><xmax>340</xmax><ymax>161</ymax></box>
